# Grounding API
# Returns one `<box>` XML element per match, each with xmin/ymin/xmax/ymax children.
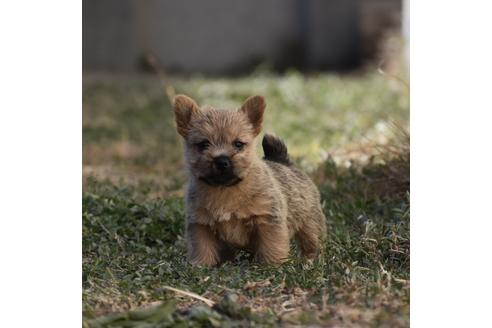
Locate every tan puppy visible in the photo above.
<box><xmin>173</xmin><ymin>95</ymin><xmax>326</xmax><ymax>266</ymax></box>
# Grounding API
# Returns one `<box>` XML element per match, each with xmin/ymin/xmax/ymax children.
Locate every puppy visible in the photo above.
<box><xmin>173</xmin><ymin>95</ymin><xmax>326</xmax><ymax>266</ymax></box>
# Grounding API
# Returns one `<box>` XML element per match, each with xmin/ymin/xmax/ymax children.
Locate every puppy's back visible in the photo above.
<box><xmin>262</xmin><ymin>135</ymin><xmax>325</xmax><ymax>233</ymax></box>
<box><xmin>261</xmin><ymin>134</ymin><xmax>313</xmax><ymax>192</ymax></box>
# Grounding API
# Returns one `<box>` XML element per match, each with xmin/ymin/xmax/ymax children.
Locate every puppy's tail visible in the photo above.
<box><xmin>262</xmin><ymin>134</ymin><xmax>291</xmax><ymax>166</ymax></box>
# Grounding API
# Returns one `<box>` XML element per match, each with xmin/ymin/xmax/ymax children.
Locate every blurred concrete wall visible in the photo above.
<box><xmin>83</xmin><ymin>0</ymin><xmax>401</xmax><ymax>74</ymax></box>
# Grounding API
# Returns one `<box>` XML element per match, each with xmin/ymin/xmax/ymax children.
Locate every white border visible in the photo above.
<box><xmin>412</xmin><ymin>1</ymin><xmax>492</xmax><ymax>326</ymax></box>
<box><xmin>0</xmin><ymin>1</ymin><xmax>81</xmax><ymax>327</ymax></box>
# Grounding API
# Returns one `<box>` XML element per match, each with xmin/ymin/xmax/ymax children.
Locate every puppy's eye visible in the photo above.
<box><xmin>196</xmin><ymin>140</ymin><xmax>210</xmax><ymax>151</ymax></box>
<box><xmin>233</xmin><ymin>140</ymin><xmax>246</xmax><ymax>150</ymax></box>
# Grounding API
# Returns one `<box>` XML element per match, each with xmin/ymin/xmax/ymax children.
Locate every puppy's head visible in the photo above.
<box><xmin>173</xmin><ymin>95</ymin><xmax>265</xmax><ymax>187</ymax></box>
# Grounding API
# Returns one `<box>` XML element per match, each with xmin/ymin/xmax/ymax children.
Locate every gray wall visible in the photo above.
<box><xmin>83</xmin><ymin>0</ymin><xmax>400</xmax><ymax>74</ymax></box>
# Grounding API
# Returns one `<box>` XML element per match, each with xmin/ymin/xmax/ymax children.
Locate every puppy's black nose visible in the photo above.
<box><xmin>213</xmin><ymin>155</ymin><xmax>231</xmax><ymax>170</ymax></box>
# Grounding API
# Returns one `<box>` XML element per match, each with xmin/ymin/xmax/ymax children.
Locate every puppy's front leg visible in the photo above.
<box><xmin>187</xmin><ymin>222</ymin><xmax>219</xmax><ymax>267</ymax></box>
<box><xmin>254</xmin><ymin>219</ymin><xmax>290</xmax><ymax>264</ymax></box>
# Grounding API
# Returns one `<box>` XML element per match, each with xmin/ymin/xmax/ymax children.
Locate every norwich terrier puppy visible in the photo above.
<box><xmin>173</xmin><ymin>94</ymin><xmax>326</xmax><ymax>266</ymax></box>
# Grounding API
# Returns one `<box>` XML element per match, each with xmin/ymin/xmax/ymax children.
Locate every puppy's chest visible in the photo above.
<box><xmin>214</xmin><ymin>219</ymin><xmax>255</xmax><ymax>247</ymax></box>
<box><xmin>197</xmin><ymin>188</ymin><xmax>273</xmax><ymax>222</ymax></box>
<box><xmin>194</xmin><ymin>190</ymin><xmax>273</xmax><ymax>246</ymax></box>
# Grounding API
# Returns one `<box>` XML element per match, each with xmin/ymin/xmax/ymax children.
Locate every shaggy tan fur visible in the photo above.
<box><xmin>173</xmin><ymin>94</ymin><xmax>327</xmax><ymax>266</ymax></box>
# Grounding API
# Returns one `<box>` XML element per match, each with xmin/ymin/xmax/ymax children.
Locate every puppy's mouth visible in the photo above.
<box><xmin>199</xmin><ymin>174</ymin><xmax>242</xmax><ymax>187</ymax></box>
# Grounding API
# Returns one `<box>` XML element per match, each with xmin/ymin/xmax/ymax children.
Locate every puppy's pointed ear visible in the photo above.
<box><xmin>173</xmin><ymin>95</ymin><xmax>200</xmax><ymax>137</ymax></box>
<box><xmin>240</xmin><ymin>95</ymin><xmax>265</xmax><ymax>136</ymax></box>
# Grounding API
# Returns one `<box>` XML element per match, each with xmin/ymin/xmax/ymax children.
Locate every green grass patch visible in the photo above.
<box><xmin>83</xmin><ymin>70</ymin><xmax>409</xmax><ymax>326</ymax></box>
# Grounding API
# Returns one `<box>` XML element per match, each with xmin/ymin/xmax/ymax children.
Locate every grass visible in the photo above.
<box><xmin>83</xmin><ymin>69</ymin><xmax>409</xmax><ymax>327</ymax></box>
